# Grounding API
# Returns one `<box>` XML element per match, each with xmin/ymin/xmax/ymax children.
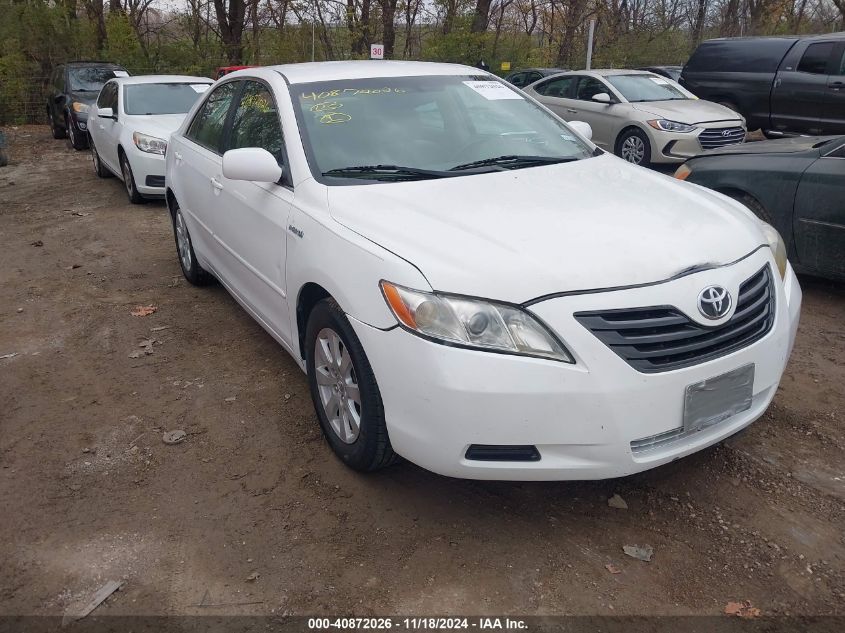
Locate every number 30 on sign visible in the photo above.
<box><xmin>370</xmin><ymin>44</ymin><xmax>384</xmax><ymax>60</ymax></box>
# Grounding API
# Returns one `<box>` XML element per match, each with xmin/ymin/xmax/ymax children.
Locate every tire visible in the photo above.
<box><xmin>616</xmin><ymin>127</ymin><xmax>652</xmax><ymax>167</ymax></box>
<box><xmin>66</xmin><ymin>114</ymin><xmax>88</xmax><ymax>151</ymax></box>
<box><xmin>169</xmin><ymin>199</ymin><xmax>214</xmax><ymax>286</ymax></box>
<box><xmin>717</xmin><ymin>101</ymin><xmax>739</xmax><ymax>114</ymax></box>
<box><xmin>726</xmin><ymin>192</ymin><xmax>773</xmax><ymax>224</ymax></box>
<box><xmin>49</xmin><ymin>111</ymin><xmax>66</xmax><ymax>139</ymax></box>
<box><xmin>91</xmin><ymin>140</ymin><xmax>111</xmax><ymax>178</ymax></box>
<box><xmin>0</xmin><ymin>148</ymin><xmax>7</xmax><ymax>168</ymax></box>
<box><xmin>305</xmin><ymin>298</ymin><xmax>397</xmax><ymax>472</ymax></box>
<box><xmin>119</xmin><ymin>152</ymin><xmax>145</xmax><ymax>204</ymax></box>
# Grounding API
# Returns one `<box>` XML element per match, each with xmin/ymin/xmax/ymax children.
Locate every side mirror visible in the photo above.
<box><xmin>591</xmin><ymin>92</ymin><xmax>612</xmax><ymax>104</ymax></box>
<box><xmin>222</xmin><ymin>147</ymin><xmax>283</xmax><ymax>183</ymax></box>
<box><xmin>568</xmin><ymin>120</ymin><xmax>593</xmax><ymax>141</ymax></box>
<box><xmin>97</xmin><ymin>107</ymin><xmax>114</xmax><ymax>119</ymax></box>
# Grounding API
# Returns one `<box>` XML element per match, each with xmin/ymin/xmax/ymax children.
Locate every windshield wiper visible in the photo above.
<box><xmin>322</xmin><ymin>165</ymin><xmax>455</xmax><ymax>181</ymax></box>
<box><xmin>449</xmin><ymin>155</ymin><xmax>580</xmax><ymax>172</ymax></box>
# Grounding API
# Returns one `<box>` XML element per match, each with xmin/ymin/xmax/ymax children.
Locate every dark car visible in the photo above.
<box><xmin>636</xmin><ymin>66</ymin><xmax>682</xmax><ymax>81</ymax></box>
<box><xmin>47</xmin><ymin>61</ymin><xmax>129</xmax><ymax>150</ymax></box>
<box><xmin>680</xmin><ymin>33</ymin><xmax>845</xmax><ymax>136</ymax></box>
<box><xmin>504</xmin><ymin>68</ymin><xmax>568</xmax><ymax>88</ymax></box>
<box><xmin>675</xmin><ymin>136</ymin><xmax>845</xmax><ymax>280</ymax></box>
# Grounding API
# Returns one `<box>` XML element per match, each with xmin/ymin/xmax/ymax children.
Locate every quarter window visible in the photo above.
<box><xmin>186</xmin><ymin>81</ymin><xmax>239</xmax><ymax>153</ymax></box>
<box><xmin>797</xmin><ymin>43</ymin><xmax>834</xmax><ymax>75</ymax></box>
<box><xmin>226</xmin><ymin>81</ymin><xmax>285</xmax><ymax>165</ymax></box>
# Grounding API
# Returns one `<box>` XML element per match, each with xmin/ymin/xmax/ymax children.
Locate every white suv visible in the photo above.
<box><xmin>164</xmin><ymin>61</ymin><xmax>801</xmax><ymax>480</ymax></box>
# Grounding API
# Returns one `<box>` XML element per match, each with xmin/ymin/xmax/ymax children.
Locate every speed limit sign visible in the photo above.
<box><xmin>370</xmin><ymin>44</ymin><xmax>384</xmax><ymax>59</ymax></box>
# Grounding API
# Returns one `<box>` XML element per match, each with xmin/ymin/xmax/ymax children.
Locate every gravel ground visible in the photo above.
<box><xmin>0</xmin><ymin>126</ymin><xmax>842</xmax><ymax>620</ymax></box>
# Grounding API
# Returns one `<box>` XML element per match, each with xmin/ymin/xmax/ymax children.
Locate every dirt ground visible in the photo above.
<box><xmin>0</xmin><ymin>125</ymin><xmax>843</xmax><ymax>620</ymax></box>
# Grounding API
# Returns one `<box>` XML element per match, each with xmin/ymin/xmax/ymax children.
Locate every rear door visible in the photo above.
<box><xmin>821</xmin><ymin>44</ymin><xmax>845</xmax><ymax>134</ymax></box>
<box><xmin>771</xmin><ymin>41</ymin><xmax>838</xmax><ymax>134</ymax></box>
<box><xmin>209</xmin><ymin>79</ymin><xmax>293</xmax><ymax>344</ymax></box>
<box><xmin>529</xmin><ymin>75</ymin><xmax>578</xmax><ymax>118</ymax></box>
<box><xmin>793</xmin><ymin>141</ymin><xmax>845</xmax><ymax>277</ymax></box>
<box><xmin>174</xmin><ymin>80</ymin><xmax>241</xmax><ymax>270</ymax></box>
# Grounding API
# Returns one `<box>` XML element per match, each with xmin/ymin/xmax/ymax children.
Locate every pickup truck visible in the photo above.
<box><xmin>680</xmin><ymin>33</ymin><xmax>845</xmax><ymax>136</ymax></box>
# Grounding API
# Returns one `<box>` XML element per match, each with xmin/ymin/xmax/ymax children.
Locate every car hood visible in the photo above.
<box><xmin>326</xmin><ymin>154</ymin><xmax>765</xmax><ymax>303</ymax></box>
<box><xmin>124</xmin><ymin>113</ymin><xmax>190</xmax><ymax>139</ymax></box>
<box><xmin>631</xmin><ymin>99</ymin><xmax>740</xmax><ymax>124</ymax></box>
<box><xmin>698</xmin><ymin>135</ymin><xmax>838</xmax><ymax>157</ymax></box>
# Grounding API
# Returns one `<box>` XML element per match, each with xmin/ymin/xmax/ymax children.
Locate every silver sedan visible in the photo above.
<box><xmin>524</xmin><ymin>70</ymin><xmax>746</xmax><ymax>167</ymax></box>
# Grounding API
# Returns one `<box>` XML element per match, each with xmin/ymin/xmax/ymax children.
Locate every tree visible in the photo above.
<box><xmin>213</xmin><ymin>0</ymin><xmax>248</xmax><ymax>64</ymax></box>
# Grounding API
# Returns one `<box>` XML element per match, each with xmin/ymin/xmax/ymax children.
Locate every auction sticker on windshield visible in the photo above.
<box><xmin>463</xmin><ymin>81</ymin><xmax>523</xmax><ymax>100</ymax></box>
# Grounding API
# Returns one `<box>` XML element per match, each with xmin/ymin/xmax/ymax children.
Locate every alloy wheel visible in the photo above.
<box><xmin>174</xmin><ymin>209</ymin><xmax>192</xmax><ymax>272</ymax></box>
<box><xmin>621</xmin><ymin>135</ymin><xmax>646</xmax><ymax>164</ymax></box>
<box><xmin>314</xmin><ymin>328</ymin><xmax>362</xmax><ymax>444</ymax></box>
<box><xmin>122</xmin><ymin>159</ymin><xmax>134</xmax><ymax>196</ymax></box>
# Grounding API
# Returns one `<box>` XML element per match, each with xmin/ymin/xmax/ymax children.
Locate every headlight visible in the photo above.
<box><xmin>380</xmin><ymin>281</ymin><xmax>574</xmax><ymax>363</ymax></box>
<box><xmin>133</xmin><ymin>132</ymin><xmax>167</xmax><ymax>155</ymax></box>
<box><xmin>760</xmin><ymin>222</ymin><xmax>787</xmax><ymax>279</ymax></box>
<box><xmin>646</xmin><ymin>119</ymin><xmax>696</xmax><ymax>133</ymax></box>
<box><xmin>71</xmin><ymin>102</ymin><xmax>89</xmax><ymax>114</ymax></box>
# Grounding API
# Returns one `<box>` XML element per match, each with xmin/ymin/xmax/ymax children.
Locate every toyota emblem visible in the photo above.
<box><xmin>698</xmin><ymin>285</ymin><xmax>731</xmax><ymax>320</ymax></box>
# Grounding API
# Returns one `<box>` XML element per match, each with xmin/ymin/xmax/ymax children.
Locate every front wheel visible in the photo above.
<box><xmin>305</xmin><ymin>299</ymin><xmax>397</xmax><ymax>472</ymax></box>
<box><xmin>91</xmin><ymin>140</ymin><xmax>111</xmax><ymax>178</ymax></box>
<box><xmin>66</xmin><ymin>115</ymin><xmax>88</xmax><ymax>151</ymax></box>
<box><xmin>120</xmin><ymin>153</ymin><xmax>145</xmax><ymax>204</ymax></box>
<box><xmin>616</xmin><ymin>128</ymin><xmax>652</xmax><ymax>167</ymax></box>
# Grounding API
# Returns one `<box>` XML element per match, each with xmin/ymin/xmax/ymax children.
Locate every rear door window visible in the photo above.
<box><xmin>534</xmin><ymin>76</ymin><xmax>576</xmax><ymax>98</ymax></box>
<box><xmin>797</xmin><ymin>42</ymin><xmax>835</xmax><ymax>75</ymax></box>
<box><xmin>185</xmin><ymin>81</ymin><xmax>239</xmax><ymax>153</ymax></box>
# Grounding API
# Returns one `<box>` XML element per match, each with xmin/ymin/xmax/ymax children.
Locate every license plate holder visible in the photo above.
<box><xmin>683</xmin><ymin>364</ymin><xmax>755</xmax><ymax>434</ymax></box>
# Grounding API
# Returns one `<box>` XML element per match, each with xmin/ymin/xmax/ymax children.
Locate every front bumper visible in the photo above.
<box><xmin>126</xmin><ymin>147</ymin><xmax>166</xmax><ymax>196</ymax></box>
<box><xmin>351</xmin><ymin>252</ymin><xmax>801</xmax><ymax>480</ymax></box>
<box><xmin>649</xmin><ymin>123</ymin><xmax>745</xmax><ymax>164</ymax></box>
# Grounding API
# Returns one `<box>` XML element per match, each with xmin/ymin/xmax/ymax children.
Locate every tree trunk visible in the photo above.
<box><xmin>471</xmin><ymin>0</ymin><xmax>493</xmax><ymax>33</ymax></box>
<box><xmin>381</xmin><ymin>0</ymin><xmax>398</xmax><ymax>58</ymax></box>
<box><xmin>213</xmin><ymin>0</ymin><xmax>247</xmax><ymax>64</ymax></box>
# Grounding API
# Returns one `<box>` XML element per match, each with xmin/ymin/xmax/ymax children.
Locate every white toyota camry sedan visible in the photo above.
<box><xmin>164</xmin><ymin>61</ymin><xmax>801</xmax><ymax>480</ymax></box>
<box><xmin>88</xmin><ymin>75</ymin><xmax>212</xmax><ymax>203</ymax></box>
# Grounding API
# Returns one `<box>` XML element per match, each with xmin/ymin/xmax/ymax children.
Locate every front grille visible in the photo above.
<box><xmin>574</xmin><ymin>265</ymin><xmax>775</xmax><ymax>373</ymax></box>
<box><xmin>145</xmin><ymin>175</ymin><xmax>165</xmax><ymax>187</ymax></box>
<box><xmin>698</xmin><ymin>126</ymin><xmax>745</xmax><ymax>150</ymax></box>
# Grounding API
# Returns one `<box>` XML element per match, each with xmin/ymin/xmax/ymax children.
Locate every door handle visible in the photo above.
<box><xmin>566</xmin><ymin>108</ymin><xmax>578</xmax><ymax>114</ymax></box>
<box><xmin>211</xmin><ymin>177</ymin><xmax>224</xmax><ymax>191</ymax></box>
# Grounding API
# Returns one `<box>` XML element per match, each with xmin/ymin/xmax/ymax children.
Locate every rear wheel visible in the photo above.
<box><xmin>305</xmin><ymin>298</ymin><xmax>397</xmax><ymax>472</ymax></box>
<box><xmin>120</xmin><ymin>153</ymin><xmax>145</xmax><ymax>204</ymax></box>
<box><xmin>170</xmin><ymin>200</ymin><xmax>213</xmax><ymax>286</ymax></box>
<box><xmin>49</xmin><ymin>111</ymin><xmax>65</xmax><ymax>139</ymax></box>
<box><xmin>616</xmin><ymin>128</ymin><xmax>652</xmax><ymax>167</ymax></box>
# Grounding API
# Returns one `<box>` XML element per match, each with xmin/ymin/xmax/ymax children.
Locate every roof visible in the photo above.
<box><xmin>259</xmin><ymin>60</ymin><xmax>484</xmax><ymax>84</ymax></box>
<box><xmin>63</xmin><ymin>61</ymin><xmax>126</xmax><ymax>67</ymax></box>
<box><xmin>557</xmin><ymin>69</ymin><xmax>655</xmax><ymax>78</ymax></box>
<box><xmin>112</xmin><ymin>75</ymin><xmax>213</xmax><ymax>85</ymax></box>
<box><xmin>703</xmin><ymin>32</ymin><xmax>845</xmax><ymax>44</ymax></box>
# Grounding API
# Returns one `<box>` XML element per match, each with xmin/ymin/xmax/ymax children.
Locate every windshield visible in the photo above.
<box><xmin>607</xmin><ymin>74</ymin><xmax>689</xmax><ymax>102</ymax></box>
<box><xmin>69</xmin><ymin>67</ymin><xmax>124</xmax><ymax>92</ymax></box>
<box><xmin>124</xmin><ymin>83</ymin><xmax>210</xmax><ymax>115</ymax></box>
<box><xmin>292</xmin><ymin>74</ymin><xmax>595</xmax><ymax>182</ymax></box>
